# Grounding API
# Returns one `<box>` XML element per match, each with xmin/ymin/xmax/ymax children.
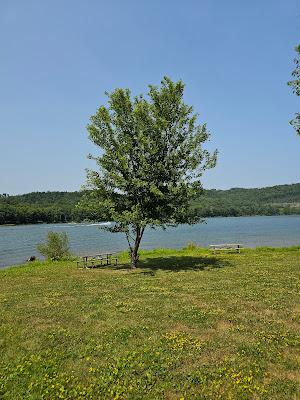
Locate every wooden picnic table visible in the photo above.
<box><xmin>77</xmin><ymin>252</ymin><xmax>118</xmax><ymax>268</ymax></box>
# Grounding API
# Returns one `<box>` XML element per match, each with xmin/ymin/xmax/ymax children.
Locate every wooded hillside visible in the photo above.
<box><xmin>1</xmin><ymin>183</ymin><xmax>299</xmax><ymax>225</ymax></box>
<box><xmin>193</xmin><ymin>183</ymin><xmax>300</xmax><ymax>217</ymax></box>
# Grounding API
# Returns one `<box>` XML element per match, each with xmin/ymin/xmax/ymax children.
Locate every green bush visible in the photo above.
<box><xmin>183</xmin><ymin>241</ymin><xmax>199</xmax><ymax>250</ymax></box>
<box><xmin>37</xmin><ymin>231</ymin><xmax>71</xmax><ymax>260</ymax></box>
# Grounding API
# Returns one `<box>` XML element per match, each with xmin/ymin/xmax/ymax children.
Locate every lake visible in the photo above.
<box><xmin>0</xmin><ymin>215</ymin><xmax>299</xmax><ymax>268</ymax></box>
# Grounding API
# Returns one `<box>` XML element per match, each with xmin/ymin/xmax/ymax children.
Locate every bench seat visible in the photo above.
<box><xmin>209</xmin><ymin>244</ymin><xmax>243</xmax><ymax>253</ymax></box>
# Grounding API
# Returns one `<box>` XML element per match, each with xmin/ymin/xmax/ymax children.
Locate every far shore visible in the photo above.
<box><xmin>1</xmin><ymin>213</ymin><xmax>300</xmax><ymax>228</ymax></box>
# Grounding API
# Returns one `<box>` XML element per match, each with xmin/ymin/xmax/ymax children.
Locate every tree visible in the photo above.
<box><xmin>82</xmin><ymin>77</ymin><xmax>217</xmax><ymax>268</ymax></box>
<box><xmin>288</xmin><ymin>45</ymin><xmax>300</xmax><ymax>135</ymax></box>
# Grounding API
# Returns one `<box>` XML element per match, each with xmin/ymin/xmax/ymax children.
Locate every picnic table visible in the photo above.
<box><xmin>77</xmin><ymin>253</ymin><xmax>118</xmax><ymax>268</ymax></box>
<box><xmin>209</xmin><ymin>243</ymin><xmax>243</xmax><ymax>253</ymax></box>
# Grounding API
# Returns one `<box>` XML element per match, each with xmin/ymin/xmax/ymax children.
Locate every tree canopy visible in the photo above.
<box><xmin>288</xmin><ymin>44</ymin><xmax>300</xmax><ymax>135</ymax></box>
<box><xmin>81</xmin><ymin>77</ymin><xmax>217</xmax><ymax>267</ymax></box>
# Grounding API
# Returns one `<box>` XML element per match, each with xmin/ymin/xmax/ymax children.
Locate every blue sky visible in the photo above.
<box><xmin>0</xmin><ymin>0</ymin><xmax>299</xmax><ymax>194</ymax></box>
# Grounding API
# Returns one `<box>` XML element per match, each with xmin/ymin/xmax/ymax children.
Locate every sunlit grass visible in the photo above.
<box><xmin>0</xmin><ymin>246</ymin><xmax>299</xmax><ymax>399</ymax></box>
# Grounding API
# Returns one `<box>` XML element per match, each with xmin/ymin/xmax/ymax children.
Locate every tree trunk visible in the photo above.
<box><xmin>130</xmin><ymin>226</ymin><xmax>144</xmax><ymax>268</ymax></box>
<box><xmin>130</xmin><ymin>246</ymin><xmax>139</xmax><ymax>268</ymax></box>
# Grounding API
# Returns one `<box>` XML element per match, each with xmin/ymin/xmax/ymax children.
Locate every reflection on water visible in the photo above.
<box><xmin>0</xmin><ymin>215</ymin><xmax>299</xmax><ymax>268</ymax></box>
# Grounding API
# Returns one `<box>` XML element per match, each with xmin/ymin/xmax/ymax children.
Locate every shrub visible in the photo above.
<box><xmin>37</xmin><ymin>231</ymin><xmax>71</xmax><ymax>260</ymax></box>
<box><xmin>183</xmin><ymin>241</ymin><xmax>198</xmax><ymax>250</ymax></box>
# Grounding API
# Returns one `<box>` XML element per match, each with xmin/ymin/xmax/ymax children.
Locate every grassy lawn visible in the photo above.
<box><xmin>0</xmin><ymin>247</ymin><xmax>299</xmax><ymax>399</ymax></box>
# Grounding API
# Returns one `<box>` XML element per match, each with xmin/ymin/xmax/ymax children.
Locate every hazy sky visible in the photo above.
<box><xmin>1</xmin><ymin>0</ymin><xmax>299</xmax><ymax>194</ymax></box>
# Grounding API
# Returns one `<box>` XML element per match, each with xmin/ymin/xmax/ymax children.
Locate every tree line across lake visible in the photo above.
<box><xmin>0</xmin><ymin>183</ymin><xmax>299</xmax><ymax>225</ymax></box>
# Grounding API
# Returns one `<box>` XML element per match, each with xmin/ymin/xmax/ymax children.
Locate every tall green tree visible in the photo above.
<box><xmin>82</xmin><ymin>77</ymin><xmax>217</xmax><ymax>267</ymax></box>
<box><xmin>288</xmin><ymin>45</ymin><xmax>300</xmax><ymax>135</ymax></box>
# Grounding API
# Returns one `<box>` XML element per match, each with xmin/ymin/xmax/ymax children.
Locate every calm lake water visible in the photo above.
<box><xmin>0</xmin><ymin>215</ymin><xmax>299</xmax><ymax>268</ymax></box>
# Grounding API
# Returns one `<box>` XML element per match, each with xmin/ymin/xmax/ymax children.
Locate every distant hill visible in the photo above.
<box><xmin>192</xmin><ymin>183</ymin><xmax>300</xmax><ymax>217</ymax></box>
<box><xmin>0</xmin><ymin>184</ymin><xmax>300</xmax><ymax>225</ymax></box>
<box><xmin>0</xmin><ymin>191</ymin><xmax>92</xmax><ymax>225</ymax></box>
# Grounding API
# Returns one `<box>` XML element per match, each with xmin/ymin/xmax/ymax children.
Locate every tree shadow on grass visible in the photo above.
<box><xmin>118</xmin><ymin>255</ymin><xmax>231</xmax><ymax>275</ymax></box>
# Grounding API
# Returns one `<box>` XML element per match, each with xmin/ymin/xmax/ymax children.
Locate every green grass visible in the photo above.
<box><xmin>0</xmin><ymin>247</ymin><xmax>299</xmax><ymax>399</ymax></box>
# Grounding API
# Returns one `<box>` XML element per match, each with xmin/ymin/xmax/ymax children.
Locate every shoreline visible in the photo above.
<box><xmin>1</xmin><ymin>215</ymin><xmax>299</xmax><ymax>269</ymax></box>
<box><xmin>1</xmin><ymin>244</ymin><xmax>300</xmax><ymax>271</ymax></box>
